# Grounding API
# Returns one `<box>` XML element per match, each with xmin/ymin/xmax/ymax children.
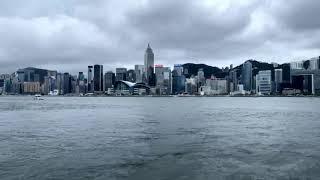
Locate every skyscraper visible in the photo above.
<box><xmin>134</xmin><ymin>65</ymin><xmax>145</xmax><ymax>83</ymax></box>
<box><xmin>87</xmin><ymin>66</ymin><xmax>93</xmax><ymax>92</ymax></box>
<box><xmin>229</xmin><ymin>70</ymin><xmax>238</xmax><ymax>92</ymax></box>
<box><xmin>63</xmin><ymin>72</ymin><xmax>71</xmax><ymax>94</ymax></box>
<box><xmin>104</xmin><ymin>71</ymin><xmax>115</xmax><ymax>90</ymax></box>
<box><xmin>155</xmin><ymin>65</ymin><xmax>165</xmax><ymax>86</ymax></box>
<box><xmin>197</xmin><ymin>68</ymin><xmax>205</xmax><ymax>87</ymax></box>
<box><xmin>242</xmin><ymin>61</ymin><xmax>252</xmax><ymax>92</ymax></box>
<box><xmin>94</xmin><ymin>65</ymin><xmax>103</xmax><ymax>92</ymax></box>
<box><xmin>56</xmin><ymin>73</ymin><xmax>63</xmax><ymax>95</ymax></box>
<box><xmin>78</xmin><ymin>72</ymin><xmax>84</xmax><ymax>81</ymax></box>
<box><xmin>116</xmin><ymin>68</ymin><xmax>127</xmax><ymax>81</ymax></box>
<box><xmin>163</xmin><ymin>67</ymin><xmax>172</xmax><ymax>95</ymax></box>
<box><xmin>172</xmin><ymin>64</ymin><xmax>185</xmax><ymax>94</ymax></box>
<box><xmin>144</xmin><ymin>43</ymin><xmax>154</xmax><ymax>86</ymax></box>
<box><xmin>275</xmin><ymin>69</ymin><xmax>283</xmax><ymax>93</ymax></box>
<box><xmin>126</xmin><ymin>70</ymin><xmax>136</xmax><ymax>83</ymax></box>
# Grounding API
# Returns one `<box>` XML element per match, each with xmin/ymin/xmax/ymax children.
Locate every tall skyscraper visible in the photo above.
<box><xmin>163</xmin><ymin>67</ymin><xmax>172</xmax><ymax>95</ymax></box>
<box><xmin>197</xmin><ymin>68</ymin><xmax>205</xmax><ymax>87</ymax></box>
<box><xmin>116</xmin><ymin>68</ymin><xmax>127</xmax><ymax>81</ymax></box>
<box><xmin>78</xmin><ymin>72</ymin><xmax>84</xmax><ymax>81</ymax></box>
<box><xmin>63</xmin><ymin>72</ymin><xmax>71</xmax><ymax>94</ymax></box>
<box><xmin>94</xmin><ymin>65</ymin><xmax>103</xmax><ymax>92</ymax></box>
<box><xmin>134</xmin><ymin>65</ymin><xmax>145</xmax><ymax>83</ymax></box>
<box><xmin>275</xmin><ymin>69</ymin><xmax>283</xmax><ymax>93</ymax></box>
<box><xmin>144</xmin><ymin>43</ymin><xmax>154</xmax><ymax>85</ymax></box>
<box><xmin>87</xmin><ymin>66</ymin><xmax>93</xmax><ymax>92</ymax></box>
<box><xmin>155</xmin><ymin>65</ymin><xmax>165</xmax><ymax>86</ymax></box>
<box><xmin>229</xmin><ymin>70</ymin><xmax>238</xmax><ymax>92</ymax></box>
<box><xmin>172</xmin><ymin>64</ymin><xmax>185</xmax><ymax>94</ymax></box>
<box><xmin>104</xmin><ymin>71</ymin><xmax>115</xmax><ymax>90</ymax></box>
<box><xmin>242</xmin><ymin>61</ymin><xmax>252</xmax><ymax>92</ymax></box>
<box><xmin>56</xmin><ymin>73</ymin><xmax>63</xmax><ymax>95</ymax></box>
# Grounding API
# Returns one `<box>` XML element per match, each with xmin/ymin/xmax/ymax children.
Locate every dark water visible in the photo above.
<box><xmin>0</xmin><ymin>97</ymin><xmax>320</xmax><ymax>180</ymax></box>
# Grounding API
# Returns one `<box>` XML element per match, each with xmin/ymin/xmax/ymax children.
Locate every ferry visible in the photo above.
<box><xmin>34</xmin><ymin>94</ymin><xmax>44</xmax><ymax>100</ymax></box>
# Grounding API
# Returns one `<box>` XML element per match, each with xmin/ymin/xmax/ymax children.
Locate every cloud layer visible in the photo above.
<box><xmin>0</xmin><ymin>0</ymin><xmax>320</xmax><ymax>74</ymax></box>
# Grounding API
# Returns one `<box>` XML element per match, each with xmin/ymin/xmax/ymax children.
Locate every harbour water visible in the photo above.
<box><xmin>0</xmin><ymin>96</ymin><xmax>320</xmax><ymax>180</ymax></box>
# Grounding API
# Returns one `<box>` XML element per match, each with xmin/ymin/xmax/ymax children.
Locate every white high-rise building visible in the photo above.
<box><xmin>256</xmin><ymin>70</ymin><xmax>272</xmax><ymax>95</ymax></box>
<box><xmin>201</xmin><ymin>76</ymin><xmax>227</xmax><ymax>95</ymax></box>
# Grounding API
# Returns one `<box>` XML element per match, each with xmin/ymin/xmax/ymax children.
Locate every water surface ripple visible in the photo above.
<box><xmin>0</xmin><ymin>97</ymin><xmax>320</xmax><ymax>180</ymax></box>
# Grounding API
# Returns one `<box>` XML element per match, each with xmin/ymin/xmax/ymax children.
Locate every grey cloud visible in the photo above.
<box><xmin>127</xmin><ymin>1</ymin><xmax>253</xmax><ymax>49</ymax></box>
<box><xmin>0</xmin><ymin>0</ymin><xmax>320</xmax><ymax>74</ymax></box>
<box><xmin>271</xmin><ymin>0</ymin><xmax>320</xmax><ymax>31</ymax></box>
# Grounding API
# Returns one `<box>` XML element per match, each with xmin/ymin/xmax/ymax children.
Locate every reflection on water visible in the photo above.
<box><xmin>0</xmin><ymin>96</ymin><xmax>320</xmax><ymax>180</ymax></box>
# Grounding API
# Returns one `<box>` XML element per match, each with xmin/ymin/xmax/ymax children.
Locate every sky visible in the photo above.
<box><xmin>0</xmin><ymin>0</ymin><xmax>320</xmax><ymax>74</ymax></box>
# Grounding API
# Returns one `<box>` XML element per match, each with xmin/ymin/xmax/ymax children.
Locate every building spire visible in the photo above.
<box><xmin>148</xmin><ymin>43</ymin><xmax>151</xmax><ymax>49</ymax></box>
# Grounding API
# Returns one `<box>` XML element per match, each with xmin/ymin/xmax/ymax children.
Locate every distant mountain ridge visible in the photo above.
<box><xmin>182</xmin><ymin>63</ymin><xmax>227</xmax><ymax>79</ymax></box>
<box><xmin>182</xmin><ymin>60</ymin><xmax>289</xmax><ymax>81</ymax></box>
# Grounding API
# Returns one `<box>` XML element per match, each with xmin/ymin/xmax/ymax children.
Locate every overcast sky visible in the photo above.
<box><xmin>0</xmin><ymin>0</ymin><xmax>320</xmax><ymax>74</ymax></box>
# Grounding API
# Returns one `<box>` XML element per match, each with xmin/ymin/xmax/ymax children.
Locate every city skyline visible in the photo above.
<box><xmin>1</xmin><ymin>0</ymin><xmax>320</xmax><ymax>73</ymax></box>
<box><xmin>1</xmin><ymin>47</ymin><xmax>319</xmax><ymax>96</ymax></box>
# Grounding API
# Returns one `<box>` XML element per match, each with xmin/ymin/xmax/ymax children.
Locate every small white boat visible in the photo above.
<box><xmin>34</xmin><ymin>94</ymin><xmax>44</xmax><ymax>100</ymax></box>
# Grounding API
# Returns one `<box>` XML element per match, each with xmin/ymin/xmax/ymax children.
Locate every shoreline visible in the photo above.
<box><xmin>1</xmin><ymin>95</ymin><xmax>319</xmax><ymax>98</ymax></box>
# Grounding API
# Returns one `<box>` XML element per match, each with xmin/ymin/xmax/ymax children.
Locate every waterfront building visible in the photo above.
<box><xmin>43</xmin><ymin>76</ymin><xmax>56</xmax><ymax>95</ymax></box>
<box><xmin>155</xmin><ymin>65</ymin><xmax>165</xmax><ymax>86</ymax></box>
<box><xmin>291</xmin><ymin>74</ymin><xmax>315</xmax><ymax>95</ymax></box>
<box><xmin>241</xmin><ymin>61</ymin><xmax>253</xmax><ymax>92</ymax></box>
<box><xmin>94</xmin><ymin>65</ymin><xmax>103</xmax><ymax>92</ymax></box>
<box><xmin>104</xmin><ymin>71</ymin><xmax>115</xmax><ymax>91</ymax></box>
<box><xmin>275</xmin><ymin>69</ymin><xmax>283</xmax><ymax>93</ymax></box>
<box><xmin>185</xmin><ymin>76</ymin><xmax>198</xmax><ymax>95</ymax></box>
<box><xmin>17</xmin><ymin>67</ymin><xmax>50</xmax><ymax>84</ymax></box>
<box><xmin>134</xmin><ymin>65</ymin><xmax>145</xmax><ymax>83</ymax></box>
<box><xmin>144</xmin><ymin>44</ymin><xmax>154</xmax><ymax>85</ymax></box>
<box><xmin>163</xmin><ymin>67</ymin><xmax>172</xmax><ymax>95</ymax></box>
<box><xmin>116</xmin><ymin>68</ymin><xmax>127</xmax><ymax>81</ymax></box>
<box><xmin>290</xmin><ymin>61</ymin><xmax>303</xmax><ymax>70</ymax></box>
<box><xmin>201</xmin><ymin>76</ymin><xmax>228</xmax><ymax>95</ymax></box>
<box><xmin>23</xmin><ymin>82</ymin><xmax>41</xmax><ymax>94</ymax></box>
<box><xmin>63</xmin><ymin>73</ymin><xmax>71</xmax><ymax>94</ymax></box>
<box><xmin>198</xmin><ymin>68</ymin><xmax>205</xmax><ymax>87</ymax></box>
<box><xmin>55</xmin><ymin>73</ymin><xmax>63</xmax><ymax>95</ymax></box>
<box><xmin>229</xmin><ymin>70</ymin><xmax>238</xmax><ymax>92</ymax></box>
<box><xmin>77</xmin><ymin>72</ymin><xmax>86</xmax><ymax>94</ymax></box>
<box><xmin>291</xmin><ymin>58</ymin><xmax>319</xmax><ymax>71</ymax></box>
<box><xmin>17</xmin><ymin>70</ymin><xmax>25</xmax><ymax>83</ymax></box>
<box><xmin>87</xmin><ymin>66</ymin><xmax>93</xmax><ymax>92</ymax></box>
<box><xmin>0</xmin><ymin>74</ymin><xmax>10</xmax><ymax>80</ymax></box>
<box><xmin>290</xmin><ymin>57</ymin><xmax>320</xmax><ymax>95</ymax></box>
<box><xmin>0</xmin><ymin>79</ymin><xmax>4</xmax><ymax>94</ymax></box>
<box><xmin>281</xmin><ymin>63</ymin><xmax>291</xmax><ymax>89</ymax></box>
<box><xmin>256</xmin><ymin>70</ymin><xmax>272</xmax><ymax>95</ymax></box>
<box><xmin>155</xmin><ymin>65</ymin><xmax>171</xmax><ymax>95</ymax></box>
<box><xmin>114</xmin><ymin>81</ymin><xmax>150</xmax><ymax>95</ymax></box>
<box><xmin>71</xmin><ymin>76</ymin><xmax>77</xmax><ymax>94</ymax></box>
<box><xmin>126</xmin><ymin>69</ymin><xmax>136</xmax><ymax>83</ymax></box>
<box><xmin>172</xmin><ymin>64</ymin><xmax>185</xmax><ymax>94</ymax></box>
<box><xmin>78</xmin><ymin>80</ymin><xmax>86</xmax><ymax>94</ymax></box>
<box><xmin>78</xmin><ymin>72</ymin><xmax>85</xmax><ymax>81</ymax></box>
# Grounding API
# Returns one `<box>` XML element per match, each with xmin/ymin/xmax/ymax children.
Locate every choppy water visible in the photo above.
<box><xmin>0</xmin><ymin>96</ymin><xmax>320</xmax><ymax>180</ymax></box>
